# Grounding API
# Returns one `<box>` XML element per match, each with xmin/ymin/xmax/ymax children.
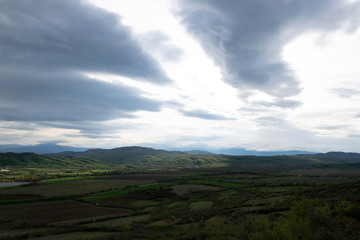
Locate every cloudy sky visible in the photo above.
<box><xmin>1</xmin><ymin>0</ymin><xmax>360</xmax><ymax>152</ymax></box>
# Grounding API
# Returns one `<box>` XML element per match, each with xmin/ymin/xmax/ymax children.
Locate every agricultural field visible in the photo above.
<box><xmin>0</xmin><ymin>168</ymin><xmax>359</xmax><ymax>239</ymax></box>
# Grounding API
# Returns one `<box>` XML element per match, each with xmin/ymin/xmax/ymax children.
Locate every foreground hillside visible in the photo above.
<box><xmin>1</xmin><ymin>147</ymin><xmax>359</xmax><ymax>239</ymax></box>
<box><xmin>0</xmin><ymin>169</ymin><xmax>359</xmax><ymax>239</ymax></box>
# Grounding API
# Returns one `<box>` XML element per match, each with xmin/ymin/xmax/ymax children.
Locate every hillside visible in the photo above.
<box><xmin>2</xmin><ymin>147</ymin><xmax>360</xmax><ymax>170</ymax></box>
<box><xmin>45</xmin><ymin>146</ymin><xmax>360</xmax><ymax>171</ymax></box>
<box><xmin>0</xmin><ymin>152</ymin><xmax>114</xmax><ymax>169</ymax></box>
<box><xmin>47</xmin><ymin>147</ymin><xmax>228</xmax><ymax>169</ymax></box>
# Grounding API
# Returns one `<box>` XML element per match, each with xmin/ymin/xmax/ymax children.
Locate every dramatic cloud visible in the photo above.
<box><xmin>139</xmin><ymin>31</ymin><xmax>184</xmax><ymax>62</ymax></box>
<box><xmin>1</xmin><ymin>0</ymin><xmax>359</xmax><ymax>152</ymax></box>
<box><xmin>0</xmin><ymin>0</ymin><xmax>170</xmax><ymax>83</ymax></box>
<box><xmin>174</xmin><ymin>0</ymin><xmax>360</xmax><ymax>99</ymax></box>
<box><xmin>0</xmin><ymin>0</ymin><xmax>172</xmax><ymax>125</ymax></box>
<box><xmin>0</xmin><ymin>69</ymin><xmax>160</xmax><ymax>122</ymax></box>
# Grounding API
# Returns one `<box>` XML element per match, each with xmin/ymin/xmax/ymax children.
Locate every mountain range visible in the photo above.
<box><xmin>0</xmin><ymin>144</ymin><xmax>314</xmax><ymax>156</ymax></box>
<box><xmin>1</xmin><ymin>145</ymin><xmax>360</xmax><ymax>171</ymax></box>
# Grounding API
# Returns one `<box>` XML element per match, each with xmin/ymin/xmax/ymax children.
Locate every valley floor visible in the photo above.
<box><xmin>0</xmin><ymin>169</ymin><xmax>359</xmax><ymax>239</ymax></box>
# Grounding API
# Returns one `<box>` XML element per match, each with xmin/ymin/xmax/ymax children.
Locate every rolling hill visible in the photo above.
<box><xmin>0</xmin><ymin>152</ymin><xmax>114</xmax><ymax>169</ymax></box>
<box><xmin>1</xmin><ymin>146</ymin><xmax>360</xmax><ymax>170</ymax></box>
<box><xmin>45</xmin><ymin>146</ymin><xmax>360</xmax><ymax>170</ymax></box>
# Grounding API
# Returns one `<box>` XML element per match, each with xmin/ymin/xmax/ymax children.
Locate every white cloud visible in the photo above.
<box><xmin>1</xmin><ymin>0</ymin><xmax>360</xmax><ymax>152</ymax></box>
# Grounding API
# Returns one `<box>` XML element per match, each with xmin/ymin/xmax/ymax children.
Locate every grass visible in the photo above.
<box><xmin>190</xmin><ymin>201</ymin><xmax>213</xmax><ymax>210</ymax></box>
<box><xmin>84</xmin><ymin>184</ymin><xmax>167</xmax><ymax>201</ymax></box>
<box><xmin>27</xmin><ymin>231</ymin><xmax>114</xmax><ymax>240</ymax></box>
<box><xmin>171</xmin><ymin>184</ymin><xmax>220</xmax><ymax>196</ymax></box>
<box><xmin>170</xmin><ymin>178</ymin><xmax>247</xmax><ymax>188</ymax></box>
<box><xmin>1</xmin><ymin>168</ymin><xmax>359</xmax><ymax>240</ymax></box>
<box><xmin>264</xmin><ymin>185</ymin><xmax>314</xmax><ymax>192</ymax></box>
<box><xmin>41</xmin><ymin>175</ymin><xmax>100</xmax><ymax>183</ymax></box>
<box><xmin>0</xmin><ymin>228</ymin><xmax>52</xmax><ymax>239</ymax></box>
<box><xmin>0</xmin><ymin>179</ymin><xmax>154</xmax><ymax>197</ymax></box>
<box><xmin>130</xmin><ymin>200</ymin><xmax>159</xmax><ymax>207</ymax></box>
<box><xmin>0</xmin><ymin>200</ymin><xmax>127</xmax><ymax>225</ymax></box>
<box><xmin>84</xmin><ymin>214</ymin><xmax>151</xmax><ymax>227</ymax></box>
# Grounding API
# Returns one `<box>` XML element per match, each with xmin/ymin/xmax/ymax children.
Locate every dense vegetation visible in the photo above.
<box><xmin>0</xmin><ymin>147</ymin><xmax>359</xmax><ymax>239</ymax></box>
<box><xmin>45</xmin><ymin>146</ymin><xmax>360</xmax><ymax>170</ymax></box>
<box><xmin>0</xmin><ymin>152</ymin><xmax>114</xmax><ymax>169</ymax></box>
<box><xmin>0</xmin><ymin>169</ymin><xmax>359</xmax><ymax>239</ymax></box>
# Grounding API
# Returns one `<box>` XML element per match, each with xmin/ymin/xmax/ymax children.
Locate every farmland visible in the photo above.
<box><xmin>0</xmin><ymin>166</ymin><xmax>359</xmax><ymax>239</ymax></box>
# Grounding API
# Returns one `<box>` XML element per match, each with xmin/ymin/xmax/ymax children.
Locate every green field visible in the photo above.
<box><xmin>0</xmin><ymin>165</ymin><xmax>359</xmax><ymax>239</ymax></box>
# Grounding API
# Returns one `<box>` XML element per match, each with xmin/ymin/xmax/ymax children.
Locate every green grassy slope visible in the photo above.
<box><xmin>0</xmin><ymin>152</ymin><xmax>114</xmax><ymax>169</ymax></box>
<box><xmin>46</xmin><ymin>146</ymin><xmax>360</xmax><ymax>170</ymax></box>
<box><xmin>3</xmin><ymin>147</ymin><xmax>360</xmax><ymax>170</ymax></box>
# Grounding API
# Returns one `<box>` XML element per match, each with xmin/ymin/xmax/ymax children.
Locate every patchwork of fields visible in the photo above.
<box><xmin>0</xmin><ymin>168</ymin><xmax>359</xmax><ymax>239</ymax></box>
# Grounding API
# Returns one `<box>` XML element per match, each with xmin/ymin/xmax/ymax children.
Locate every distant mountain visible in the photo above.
<box><xmin>0</xmin><ymin>144</ymin><xmax>316</xmax><ymax>156</ymax></box>
<box><xmin>210</xmin><ymin>148</ymin><xmax>315</xmax><ymax>156</ymax></box>
<box><xmin>309</xmin><ymin>151</ymin><xmax>360</xmax><ymax>163</ymax></box>
<box><xmin>3</xmin><ymin>145</ymin><xmax>360</xmax><ymax>171</ymax></box>
<box><xmin>163</xmin><ymin>147</ymin><xmax>315</xmax><ymax>156</ymax></box>
<box><xmin>0</xmin><ymin>144</ymin><xmax>88</xmax><ymax>154</ymax></box>
<box><xmin>184</xmin><ymin>150</ymin><xmax>214</xmax><ymax>154</ymax></box>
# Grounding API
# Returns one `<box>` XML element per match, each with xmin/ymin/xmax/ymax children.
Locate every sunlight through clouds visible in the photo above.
<box><xmin>1</xmin><ymin>0</ymin><xmax>360</xmax><ymax>151</ymax></box>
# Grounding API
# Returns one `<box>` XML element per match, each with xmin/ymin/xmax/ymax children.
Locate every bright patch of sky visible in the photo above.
<box><xmin>84</xmin><ymin>0</ymin><xmax>360</xmax><ymax>151</ymax></box>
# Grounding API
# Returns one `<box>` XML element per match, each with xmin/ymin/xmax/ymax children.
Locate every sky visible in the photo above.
<box><xmin>0</xmin><ymin>0</ymin><xmax>360</xmax><ymax>152</ymax></box>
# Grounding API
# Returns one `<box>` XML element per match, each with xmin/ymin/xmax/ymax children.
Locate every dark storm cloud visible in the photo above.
<box><xmin>0</xmin><ymin>0</ymin><xmax>170</xmax><ymax>126</ymax></box>
<box><xmin>44</xmin><ymin>121</ymin><xmax>141</xmax><ymax>135</ymax></box>
<box><xmin>0</xmin><ymin>69</ymin><xmax>160</xmax><ymax>122</ymax></box>
<box><xmin>0</xmin><ymin>0</ymin><xmax>170</xmax><ymax>83</ymax></box>
<box><xmin>180</xmin><ymin>109</ymin><xmax>234</xmax><ymax>120</ymax></box>
<box><xmin>174</xmin><ymin>0</ymin><xmax>360</xmax><ymax>100</ymax></box>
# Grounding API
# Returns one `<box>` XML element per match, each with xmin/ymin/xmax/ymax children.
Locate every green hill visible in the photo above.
<box><xmin>46</xmin><ymin>146</ymin><xmax>360</xmax><ymax>170</ymax></box>
<box><xmin>0</xmin><ymin>152</ymin><xmax>114</xmax><ymax>169</ymax></box>
<box><xmin>48</xmin><ymin>146</ymin><xmax>226</xmax><ymax>169</ymax></box>
<box><xmin>3</xmin><ymin>147</ymin><xmax>360</xmax><ymax>170</ymax></box>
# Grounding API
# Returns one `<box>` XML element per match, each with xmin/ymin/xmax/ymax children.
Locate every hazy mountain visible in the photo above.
<box><xmin>0</xmin><ymin>143</ymin><xmax>317</xmax><ymax>156</ymax></box>
<box><xmin>210</xmin><ymin>148</ymin><xmax>315</xmax><ymax>156</ymax></box>
<box><xmin>1</xmin><ymin>145</ymin><xmax>360</xmax><ymax>170</ymax></box>
<box><xmin>164</xmin><ymin>147</ymin><xmax>315</xmax><ymax>156</ymax></box>
<box><xmin>184</xmin><ymin>150</ymin><xmax>214</xmax><ymax>154</ymax></box>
